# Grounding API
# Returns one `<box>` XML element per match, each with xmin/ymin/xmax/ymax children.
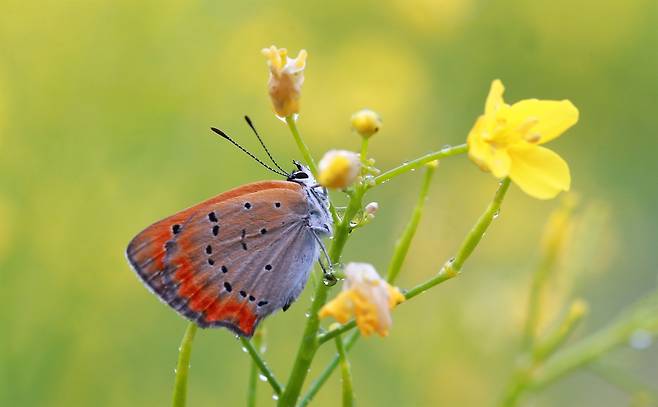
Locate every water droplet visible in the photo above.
<box><xmin>174</xmin><ymin>368</ymin><xmax>178</xmax><ymax>374</ymax></box>
<box><xmin>629</xmin><ymin>329</ymin><xmax>653</xmax><ymax>350</ymax></box>
<box><xmin>260</xmin><ymin>345</ymin><xmax>267</xmax><ymax>353</ymax></box>
<box><xmin>323</xmin><ymin>273</ymin><xmax>338</xmax><ymax>286</ymax></box>
<box><xmin>272</xmin><ymin>394</ymin><xmax>279</xmax><ymax>401</ymax></box>
<box><xmin>410</xmin><ymin>168</ymin><xmax>416</xmax><ymax>172</ymax></box>
<box><xmin>241</xmin><ymin>347</ymin><xmax>248</xmax><ymax>353</ymax></box>
<box><xmin>304</xmin><ymin>312</ymin><xmax>310</xmax><ymax>318</ymax></box>
<box><xmin>493</xmin><ymin>210</ymin><xmax>500</xmax><ymax>219</ymax></box>
<box><xmin>259</xmin><ymin>374</ymin><xmax>267</xmax><ymax>382</ymax></box>
<box><xmin>442</xmin><ymin>144</ymin><xmax>452</xmax><ymax>150</ymax></box>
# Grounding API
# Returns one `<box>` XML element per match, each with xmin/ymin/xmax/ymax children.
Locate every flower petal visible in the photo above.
<box><xmin>508</xmin><ymin>145</ymin><xmax>571</xmax><ymax>200</ymax></box>
<box><xmin>319</xmin><ymin>291</ymin><xmax>353</xmax><ymax>323</ymax></box>
<box><xmin>485</xmin><ymin>79</ymin><xmax>506</xmax><ymax>115</ymax></box>
<box><xmin>507</xmin><ymin>99</ymin><xmax>579</xmax><ymax>144</ymax></box>
<box><xmin>467</xmin><ymin>119</ymin><xmax>511</xmax><ymax>178</ymax></box>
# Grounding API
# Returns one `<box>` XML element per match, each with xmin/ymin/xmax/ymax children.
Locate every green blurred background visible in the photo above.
<box><xmin>2</xmin><ymin>0</ymin><xmax>657</xmax><ymax>405</ymax></box>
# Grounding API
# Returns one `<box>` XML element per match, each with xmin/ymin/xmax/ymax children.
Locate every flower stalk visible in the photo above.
<box><xmin>246</xmin><ymin>328</ymin><xmax>264</xmax><ymax>407</ymax></box>
<box><xmin>172</xmin><ymin>323</ymin><xmax>198</xmax><ymax>407</ymax></box>
<box><xmin>286</xmin><ymin>116</ymin><xmax>317</xmax><ymax>176</ymax></box>
<box><xmin>386</xmin><ymin>161</ymin><xmax>437</xmax><ymax>283</ymax></box>
<box><xmin>240</xmin><ymin>334</ymin><xmax>282</xmax><ymax>397</ymax></box>
<box><xmin>335</xmin><ymin>335</ymin><xmax>354</xmax><ymax>407</ymax></box>
<box><xmin>405</xmin><ymin>177</ymin><xmax>511</xmax><ymax>299</ymax></box>
<box><xmin>374</xmin><ymin>144</ymin><xmax>467</xmax><ymax>186</ymax></box>
<box><xmin>277</xmin><ymin>129</ymin><xmax>367</xmax><ymax>407</ymax></box>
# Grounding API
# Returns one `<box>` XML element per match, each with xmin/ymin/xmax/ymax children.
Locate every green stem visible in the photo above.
<box><xmin>360</xmin><ymin>138</ymin><xmax>369</xmax><ymax>165</ymax></box>
<box><xmin>532</xmin><ymin>300</ymin><xmax>587</xmax><ymax>362</ymax></box>
<box><xmin>374</xmin><ymin>144</ymin><xmax>467</xmax><ymax>186</ymax></box>
<box><xmin>278</xmin><ymin>185</ymin><xmax>366</xmax><ymax>407</ymax></box>
<box><xmin>318</xmin><ymin>321</ymin><xmax>356</xmax><ymax>345</ymax></box>
<box><xmin>319</xmin><ymin>179</ymin><xmax>511</xmax><ymax>344</ymax></box>
<box><xmin>172</xmin><ymin>323</ymin><xmax>198</xmax><ymax>407</ymax></box>
<box><xmin>286</xmin><ymin>116</ymin><xmax>318</xmax><ymax>175</ymax></box>
<box><xmin>523</xmin><ymin>257</ymin><xmax>554</xmax><ymax>350</ymax></box>
<box><xmin>311</xmin><ymin>179</ymin><xmax>511</xmax><ymax>403</ymax></box>
<box><xmin>299</xmin><ymin>332</ymin><xmax>360</xmax><ymax>407</ymax></box>
<box><xmin>335</xmin><ymin>336</ymin><xmax>354</xmax><ymax>407</ymax></box>
<box><xmin>530</xmin><ymin>291</ymin><xmax>658</xmax><ymax>390</ymax></box>
<box><xmin>588</xmin><ymin>362</ymin><xmax>658</xmax><ymax>403</ymax></box>
<box><xmin>246</xmin><ymin>329</ymin><xmax>265</xmax><ymax>407</ymax></box>
<box><xmin>285</xmin><ymin>115</ymin><xmax>339</xmax><ymax>223</ymax></box>
<box><xmin>240</xmin><ymin>336</ymin><xmax>282</xmax><ymax>396</ymax></box>
<box><xmin>405</xmin><ymin>178</ymin><xmax>511</xmax><ymax>299</ymax></box>
<box><xmin>386</xmin><ymin>163</ymin><xmax>437</xmax><ymax>283</ymax></box>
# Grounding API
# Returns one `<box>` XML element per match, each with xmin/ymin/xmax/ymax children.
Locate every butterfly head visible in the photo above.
<box><xmin>287</xmin><ymin>161</ymin><xmax>316</xmax><ymax>186</ymax></box>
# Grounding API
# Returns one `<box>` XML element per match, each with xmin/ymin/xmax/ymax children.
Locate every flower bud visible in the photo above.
<box><xmin>364</xmin><ymin>202</ymin><xmax>379</xmax><ymax>216</ymax></box>
<box><xmin>319</xmin><ymin>262</ymin><xmax>405</xmax><ymax>337</ymax></box>
<box><xmin>317</xmin><ymin>150</ymin><xmax>361</xmax><ymax>189</ymax></box>
<box><xmin>261</xmin><ymin>45</ymin><xmax>307</xmax><ymax>118</ymax></box>
<box><xmin>351</xmin><ymin>109</ymin><xmax>382</xmax><ymax>138</ymax></box>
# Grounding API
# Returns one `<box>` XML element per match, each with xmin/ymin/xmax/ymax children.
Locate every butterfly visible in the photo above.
<box><xmin>126</xmin><ymin>120</ymin><xmax>333</xmax><ymax>337</ymax></box>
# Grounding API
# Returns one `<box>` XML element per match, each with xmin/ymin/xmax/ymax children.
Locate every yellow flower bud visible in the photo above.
<box><xmin>351</xmin><ymin>109</ymin><xmax>382</xmax><ymax>138</ymax></box>
<box><xmin>317</xmin><ymin>150</ymin><xmax>361</xmax><ymax>189</ymax></box>
<box><xmin>261</xmin><ymin>45</ymin><xmax>307</xmax><ymax>118</ymax></box>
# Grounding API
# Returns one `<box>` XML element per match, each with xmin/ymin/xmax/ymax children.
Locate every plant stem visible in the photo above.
<box><xmin>310</xmin><ymin>179</ymin><xmax>511</xmax><ymax>404</ymax></box>
<box><xmin>246</xmin><ymin>328</ymin><xmax>265</xmax><ymax>406</ymax></box>
<box><xmin>532</xmin><ymin>300</ymin><xmax>587</xmax><ymax>362</ymax></box>
<box><xmin>588</xmin><ymin>362</ymin><xmax>658</xmax><ymax>403</ymax></box>
<box><xmin>299</xmin><ymin>332</ymin><xmax>360</xmax><ymax>407</ymax></box>
<box><xmin>286</xmin><ymin>116</ymin><xmax>318</xmax><ymax>176</ymax></box>
<box><xmin>387</xmin><ymin>162</ymin><xmax>437</xmax><ymax>283</ymax></box>
<box><xmin>319</xmin><ymin>179</ymin><xmax>511</xmax><ymax>344</ymax></box>
<box><xmin>405</xmin><ymin>178</ymin><xmax>511</xmax><ymax>299</ymax></box>
<box><xmin>240</xmin><ymin>336</ymin><xmax>282</xmax><ymax>396</ymax></box>
<box><xmin>172</xmin><ymin>323</ymin><xmax>197</xmax><ymax>407</ymax></box>
<box><xmin>318</xmin><ymin>321</ymin><xmax>356</xmax><ymax>345</ymax></box>
<box><xmin>360</xmin><ymin>138</ymin><xmax>369</xmax><ymax>165</ymax></box>
<box><xmin>374</xmin><ymin>144</ymin><xmax>467</xmax><ymax>186</ymax></box>
<box><xmin>278</xmin><ymin>181</ymin><xmax>366</xmax><ymax>407</ymax></box>
<box><xmin>530</xmin><ymin>291</ymin><xmax>658</xmax><ymax>390</ymax></box>
<box><xmin>335</xmin><ymin>336</ymin><xmax>354</xmax><ymax>407</ymax></box>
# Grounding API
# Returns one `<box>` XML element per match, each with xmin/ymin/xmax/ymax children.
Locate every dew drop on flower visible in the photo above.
<box><xmin>272</xmin><ymin>394</ymin><xmax>279</xmax><ymax>401</ymax></box>
<box><xmin>305</xmin><ymin>312</ymin><xmax>310</xmax><ymax>318</ymax></box>
<box><xmin>493</xmin><ymin>210</ymin><xmax>500</xmax><ymax>219</ymax></box>
<box><xmin>241</xmin><ymin>347</ymin><xmax>248</xmax><ymax>353</ymax></box>
<box><xmin>259</xmin><ymin>374</ymin><xmax>267</xmax><ymax>382</ymax></box>
<box><xmin>174</xmin><ymin>368</ymin><xmax>178</xmax><ymax>374</ymax></box>
<box><xmin>629</xmin><ymin>329</ymin><xmax>653</xmax><ymax>350</ymax></box>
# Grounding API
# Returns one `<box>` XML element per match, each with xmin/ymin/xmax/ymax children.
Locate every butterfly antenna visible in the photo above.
<box><xmin>210</xmin><ymin>127</ymin><xmax>288</xmax><ymax>177</ymax></box>
<box><xmin>244</xmin><ymin>116</ymin><xmax>288</xmax><ymax>174</ymax></box>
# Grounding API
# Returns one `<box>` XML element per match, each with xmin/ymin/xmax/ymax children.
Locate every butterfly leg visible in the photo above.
<box><xmin>308</xmin><ymin>229</ymin><xmax>337</xmax><ymax>286</ymax></box>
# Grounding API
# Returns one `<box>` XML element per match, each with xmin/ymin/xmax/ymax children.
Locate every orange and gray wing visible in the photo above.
<box><xmin>126</xmin><ymin>181</ymin><xmax>318</xmax><ymax>337</ymax></box>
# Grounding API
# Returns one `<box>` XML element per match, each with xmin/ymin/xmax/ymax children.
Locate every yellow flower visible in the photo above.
<box><xmin>467</xmin><ymin>80</ymin><xmax>579</xmax><ymax>199</ymax></box>
<box><xmin>261</xmin><ymin>45</ymin><xmax>307</xmax><ymax>117</ymax></box>
<box><xmin>317</xmin><ymin>150</ymin><xmax>361</xmax><ymax>189</ymax></box>
<box><xmin>320</xmin><ymin>263</ymin><xmax>405</xmax><ymax>337</ymax></box>
<box><xmin>351</xmin><ymin>109</ymin><xmax>382</xmax><ymax>138</ymax></box>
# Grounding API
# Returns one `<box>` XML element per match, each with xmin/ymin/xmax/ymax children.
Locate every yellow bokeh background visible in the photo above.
<box><xmin>1</xmin><ymin>0</ymin><xmax>657</xmax><ymax>406</ymax></box>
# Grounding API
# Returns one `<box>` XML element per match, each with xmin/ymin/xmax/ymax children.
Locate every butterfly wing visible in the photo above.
<box><xmin>126</xmin><ymin>180</ymin><xmax>319</xmax><ymax>337</ymax></box>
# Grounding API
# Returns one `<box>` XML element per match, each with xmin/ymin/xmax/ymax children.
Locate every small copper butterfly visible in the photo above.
<box><xmin>126</xmin><ymin>119</ymin><xmax>333</xmax><ymax>337</ymax></box>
